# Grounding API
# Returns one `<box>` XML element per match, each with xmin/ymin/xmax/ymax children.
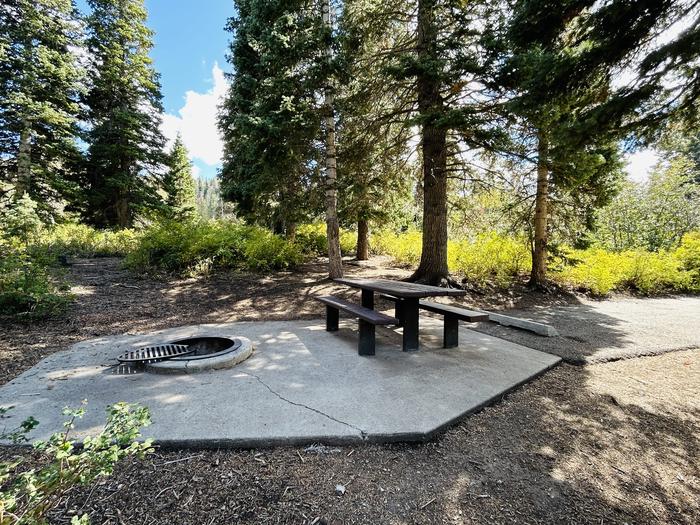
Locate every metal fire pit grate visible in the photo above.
<box><xmin>117</xmin><ymin>343</ymin><xmax>192</xmax><ymax>364</ymax></box>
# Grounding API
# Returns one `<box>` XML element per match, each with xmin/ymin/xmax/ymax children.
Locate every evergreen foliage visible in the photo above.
<box><xmin>78</xmin><ymin>0</ymin><xmax>166</xmax><ymax>228</ymax></box>
<box><xmin>163</xmin><ymin>135</ymin><xmax>196</xmax><ymax>220</ymax></box>
<box><xmin>487</xmin><ymin>0</ymin><xmax>699</xmax><ymax>285</ymax></box>
<box><xmin>218</xmin><ymin>0</ymin><xmax>328</xmax><ymax>234</ymax></box>
<box><xmin>195</xmin><ymin>176</ymin><xmax>226</xmax><ymax>219</ymax></box>
<box><xmin>0</xmin><ymin>0</ymin><xmax>83</xmax><ymax>217</ymax></box>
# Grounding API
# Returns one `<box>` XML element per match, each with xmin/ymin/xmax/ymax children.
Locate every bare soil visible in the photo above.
<box><xmin>1</xmin><ymin>258</ymin><xmax>698</xmax><ymax>524</ymax></box>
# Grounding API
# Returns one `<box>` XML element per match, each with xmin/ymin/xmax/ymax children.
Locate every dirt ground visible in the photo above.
<box><xmin>1</xmin><ymin>258</ymin><xmax>699</xmax><ymax>524</ymax></box>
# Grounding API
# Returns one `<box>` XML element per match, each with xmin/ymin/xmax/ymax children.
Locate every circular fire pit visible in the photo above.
<box><xmin>146</xmin><ymin>336</ymin><xmax>253</xmax><ymax>375</ymax></box>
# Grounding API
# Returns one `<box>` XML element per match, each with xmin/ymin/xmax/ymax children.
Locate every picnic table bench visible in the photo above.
<box><xmin>315</xmin><ymin>278</ymin><xmax>487</xmax><ymax>355</ymax></box>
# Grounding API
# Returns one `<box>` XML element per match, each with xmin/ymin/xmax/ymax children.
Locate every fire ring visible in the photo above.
<box><xmin>145</xmin><ymin>336</ymin><xmax>253</xmax><ymax>375</ymax></box>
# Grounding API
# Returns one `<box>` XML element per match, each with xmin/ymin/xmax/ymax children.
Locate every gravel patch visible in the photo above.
<box><xmin>469</xmin><ymin>296</ymin><xmax>700</xmax><ymax>363</ymax></box>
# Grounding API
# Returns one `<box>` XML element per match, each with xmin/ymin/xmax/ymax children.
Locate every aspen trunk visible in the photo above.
<box><xmin>410</xmin><ymin>0</ymin><xmax>449</xmax><ymax>284</ymax></box>
<box><xmin>322</xmin><ymin>0</ymin><xmax>343</xmax><ymax>279</ymax></box>
<box><xmin>356</xmin><ymin>218</ymin><xmax>369</xmax><ymax>260</ymax></box>
<box><xmin>530</xmin><ymin>131</ymin><xmax>549</xmax><ymax>287</ymax></box>
<box><xmin>16</xmin><ymin>123</ymin><xmax>32</xmax><ymax>197</ymax></box>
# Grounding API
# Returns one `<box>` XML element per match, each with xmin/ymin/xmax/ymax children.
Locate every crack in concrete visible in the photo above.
<box><xmin>242</xmin><ymin>372</ymin><xmax>367</xmax><ymax>439</ymax></box>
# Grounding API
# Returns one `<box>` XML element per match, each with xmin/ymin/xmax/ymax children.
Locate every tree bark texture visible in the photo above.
<box><xmin>410</xmin><ymin>0</ymin><xmax>449</xmax><ymax>284</ymax></box>
<box><xmin>530</xmin><ymin>131</ymin><xmax>549</xmax><ymax>287</ymax></box>
<box><xmin>322</xmin><ymin>0</ymin><xmax>343</xmax><ymax>279</ymax></box>
<box><xmin>356</xmin><ymin>218</ymin><xmax>369</xmax><ymax>260</ymax></box>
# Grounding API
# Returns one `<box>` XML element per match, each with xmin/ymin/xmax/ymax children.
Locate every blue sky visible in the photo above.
<box><xmin>77</xmin><ymin>0</ymin><xmax>234</xmax><ymax>179</ymax></box>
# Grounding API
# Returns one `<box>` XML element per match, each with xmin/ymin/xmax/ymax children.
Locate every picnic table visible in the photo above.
<box><xmin>334</xmin><ymin>278</ymin><xmax>468</xmax><ymax>352</ymax></box>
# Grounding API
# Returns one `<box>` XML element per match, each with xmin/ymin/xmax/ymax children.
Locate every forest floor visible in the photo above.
<box><xmin>1</xmin><ymin>257</ymin><xmax>698</xmax><ymax>524</ymax></box>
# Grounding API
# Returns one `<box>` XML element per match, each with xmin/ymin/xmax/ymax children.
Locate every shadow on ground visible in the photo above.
<box><xmin>1</xmin><ymin>257</ymin><xmax>698</xmax><ymax>523</ymax></box>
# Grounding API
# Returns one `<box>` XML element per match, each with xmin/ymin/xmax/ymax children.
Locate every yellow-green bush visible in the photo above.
<box><xmin>0</xmin><ymin>244</ymin><xmax>73</xmax><ymax>317</ymax></box>
<box><xmin>34</xmin><ymin>223</ymin><xmax>139</xmax><ymax>258</ymax></box>
<box><xmin>675</xmin><ymin>231</ymin><xmax>700</xmax><ymax>285</ymax></box>
<box><xmin>371</xmin><ymin>229</ymin><xmax>423</xmax><ymax>265</ymax></box>
<box><xmin>554</xmin><ymin>247</ymin><xmax>696</xmax><ymax>296</ymax></box>
<box><xmin>372</xmin><ymin>230</ymin><xmax>530</xmax><ymax>286</ymax></box>
<box><xmin>340</xmin><ymin>229</ymin><xmax>357</xmax><ymax>254</ymax></box>
<box><xmin>449</xmin><ymin>233</ymin><xmax>531</xmax><ymax>286</ymax></box>
<box><xmin>554</xmin><ymin>249</ymin><xmax>630</xmax><ymax>295</ymax></box>
<box><xmin>294</xmin><ymin>223</ymin><xmax>356</xmax><ymax>256</ymax></box>
<box><xmin>295</xmin><ymin>223</ymin><xmax>328</xmax><ymax>254</ymax></box>
<box><xmin>372</xmin><ymin>229</ymin><xmax>700</xmax><ymax>296</ymax></box>
<box><xmin>123</xmin><ymin>219</ymin><xmax>303</xmax><ymax>275</ymax></box>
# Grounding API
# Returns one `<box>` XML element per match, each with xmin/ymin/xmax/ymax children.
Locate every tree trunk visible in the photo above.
<box><xmin>356</xmin><ymin>218</ymin><xmax>369</xmax><ymax>260</ymax></box>
<box><xmin>322</xmin><ymin>0</ymin><xmax>343</xmax><ymax>279</ymax></box>
<box><xmin>409</xmin><ymin>0</ymin><xmax>449</xmax><ymax>285</ymax></box>
<box><xmin>530</xmin><ymin>131</ymin><xmax>549</xmax><ymax>287</ymax></box>
<box><xmin>16</xmin><ymin>122</ymin><xmax>32</xmax><ymax>197</ymax></box>
<box><xmin>115</xmin><ymin>195</ymin><xmax>130</xmax><ymax>229</ymax></box>
<box><xmin>286</xmin><ymin>222</ymin><xmax>297</xmax><ymax>241</ymax></box>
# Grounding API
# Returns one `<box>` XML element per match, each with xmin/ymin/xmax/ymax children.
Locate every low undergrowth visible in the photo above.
<box><xmin>0</xmin><ymin>244</ymin><xmax>73</xmax><ymax>318</ymax></box>
<box><xmin>123</xmin><ymin>220</ymin><xmax>303</xmax><ymax>275</ymax></box>
<box><xmin>3</xmin><ymin>207</ymin><xmax>698</xmax><ymax>320</ymax></box>
<box><xmin>0</xmin><ymin>402</ymin><xmax>152</xmax><ymax>525</ymax></box>
<box><xmin>371</xmin><ymin>229</ymin><xmax>700</xmax><ymax>296</ymax></box>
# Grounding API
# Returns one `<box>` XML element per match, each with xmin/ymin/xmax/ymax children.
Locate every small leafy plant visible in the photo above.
<box><xmin>0</xmin><ymin>402</ymin><xmax>153</xmax><ymax>525</ymax></box>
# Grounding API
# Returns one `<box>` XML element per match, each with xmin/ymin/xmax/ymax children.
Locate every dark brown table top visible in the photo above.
<box><xmin>334</xmin><ymin>278</ymin><xmax>467</xmax><ymax>298</ymax></box>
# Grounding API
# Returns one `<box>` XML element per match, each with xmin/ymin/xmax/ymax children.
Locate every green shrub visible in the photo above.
<box><xmin>33</xmin><ymin>223</ymin><xmax>139</xmax><ymax>258</ymax></box>
<box><xmin>124</xmin><ymin>219</ymin><xmax>303</xmax><ymax>275</ymax></box>
<box><xmin>623</xmin><ymin>251</ymin><xmax>693</xmax><ymax>294</ymax></box>
<box><xmin>294</xmin><ymin>223</ymin><xmax>357</xmax><ymax>256</ymax></box>
<box><xmin>340</xmin><ymin>229</ymin><xmax>357</xmax><ymax>255</ymax></box>
<box><xmin>372</xmin><ymin>230</ymin><xmax>530</xmax><ymax>286</ymax></box>
<box><xmin>244</xmin><ymin>230</ymin><xmax>304</xmax><ymax>270</ymax></box>
<box><xmin>554</xmin><ymin>248</ymin><xmax>629</xmax><ymax>295</ymax></box>
<box><xmin>674</xmin><ymin>231</ymin><xmax>700</xmax><ymax>286</ymax></box>
<box><xmin>371</xmin><ymin>229</ymin><xmax>423</xmax><ymax>265</ymax></box>
<box><xmin>554</xmin><ymin>247</ymin><xmax>696</xmax><ymax>296</ymax></box>
<box><xmin>0</xmin><ymin>195</ymin><xmax>43</xmax><ymax>241</ymax></box>
<box><xmin>449</xmin><ymin>233</ymin><xmax>531</xmax><ymax>286</ymax></box>
<box><xmin>295</xmin><ymin>223</ymin><xmax>328</xmax><ymax>255</ymax></box>
<box><xmin>0</xmin><ymin>402</ymin><xmax>152</xmax><ymax>525</ymax></box>
<box><xmin>0</xmin><ymin>245</ymin><xmax>73</xmax><ymax>318</ymax></box>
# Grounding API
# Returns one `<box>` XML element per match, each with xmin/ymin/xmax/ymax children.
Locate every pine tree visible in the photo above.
<box><xmin>337</xmin><ymin>0</ymin><xmax>416</xmax><ymax>261</ymax></box>
<box><xmin>344</xmin><ymin>0</ymin><xmax>500</xmax><ymax>284</ymax></box>
<box><xmin>163</xmin><ymin>135</ymin><xmax>196</xmax><ymax>221</ymax></box>
<box><xmin>492</xmin><ymin>0</ymin><xmax>700</xmax><ymax>286</ymax></box>
<box><xmin>0</xmin><ymin>0</ymin><xmax>82</xmax><ymax>217</ymax></box>
<box><xmin>79</xmin><ymin>0</ymin><xmax>165</xmax><ymax>228</ymax></box>
<box><xmin>219</xmin><ymin>0</ymin><xmax>326</xmax><ymax>237</ymax></box>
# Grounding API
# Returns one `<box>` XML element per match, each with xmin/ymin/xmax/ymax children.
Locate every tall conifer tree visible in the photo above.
<box><xmin>80</xmin><ymin>0</ymin><xmax>165</xmax><ymax>228</ymax></box>
<box><xmin>163</xmin><ymin>135</ymin><xmax>196</xmax><ymax>221</ymax></box>
<box><xmin>219</xmin><ymin>0</ymin><xmax>327</xmax><ymax>237</ymax></box>
<box><xmin>0</xmin><ymin>0</ymin><xmax>82</xmax><ymax>216</ymax></box>
<box><xmin>492</xmin><ymin>0</ymin><xmax>700</xmax><ymax>286</ymax></box>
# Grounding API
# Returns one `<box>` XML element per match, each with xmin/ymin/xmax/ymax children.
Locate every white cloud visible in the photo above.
<box><xmin>161</xmin><ymin>63</ymin><xmax>228</xmax><ymax>167</ymax></box>
<box><xmin>624</xmin><ymin>149</ymin><xmax>660</xmax><ymax>182</ymax></box>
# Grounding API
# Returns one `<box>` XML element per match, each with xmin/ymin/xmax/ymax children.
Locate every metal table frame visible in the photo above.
<box><xmin>334</xmin><ymin>278</ymin><xmax>467</xmax><ymax>351</ymax></box>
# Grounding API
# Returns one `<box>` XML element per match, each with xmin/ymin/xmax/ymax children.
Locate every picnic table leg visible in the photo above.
<box><xmin>443</xmin><ymin>315</ymin><xmax>459</xmax><ymax>348</ymax></box>
<box><xmin>358</xmin><ymin>319</ymin><xmax>376</xmax><ymax>356</ymax></box>
<box><xmin>394</xmin><ymin>299</ymin><xmax>405</xmax><ymax>326</ymax></box>
<box><xmin>361</xmin><ymin>288</ymin><xmax>374</xmax><ymax>309</ymax></box>
<box><xmin>402</xmin><ymin>298</ymin><xmax>420</xmax><ymax>352</ymax></box>
<box><xmin>326</xmin><ymin>305</ymin><xmax>339</xmax><ymax>332</ymax></box>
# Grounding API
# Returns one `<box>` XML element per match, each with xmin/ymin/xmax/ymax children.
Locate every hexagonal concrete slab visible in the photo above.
<box><xmin>0</xmin><ymin>319</ymin><xmax>560</xmax><ymax>448</ymax></box>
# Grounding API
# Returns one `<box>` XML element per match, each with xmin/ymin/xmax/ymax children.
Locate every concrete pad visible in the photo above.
<box><xmin>0</xmin><ymin>319</ymin><xmax>560</xmax><ymax>448</ymax></box>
